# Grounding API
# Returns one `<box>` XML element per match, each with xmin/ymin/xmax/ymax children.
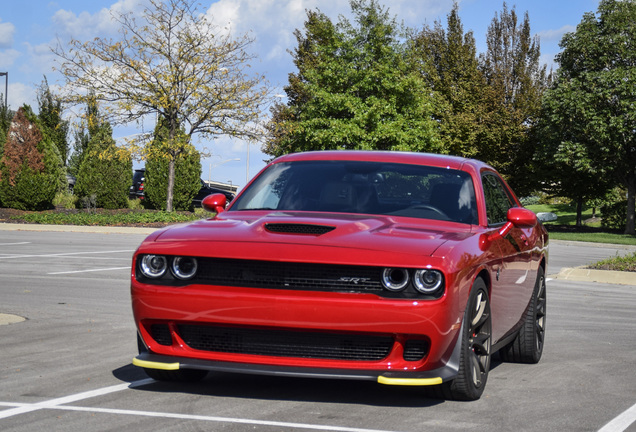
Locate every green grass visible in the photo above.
<box><xmin>547</xmin><ymin>231</ymin><xmax>636</xmax><ymax>246</ymax></box>
<box><xmin>588</xmin><ymin>252</ymin><xmax>636</xmax><ymax>272</ymax></box>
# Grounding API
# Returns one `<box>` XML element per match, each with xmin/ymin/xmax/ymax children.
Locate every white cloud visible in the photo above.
<box><xmin>538</xmin><ymin>25</ymin><xmax>576</xmax><ymax>43</ymax></box>
<box><xmin>205</xmin><ymin>0</ymin><xmax>455</xmax><ymax>64</ymax></box>
<box><xmin>51</xmin><ymin>0</ymin><xmax>149</xmax><ymax>40</ymax></box>
<box><xmin>0</xmin><ymin>20</ymin><xmax>16</xmax><ymax>49</ymax></box>
<box><xmin>6</xmin><ymin>82</ymin><xmax>37</xmax><ymax>110</ymax></box>
<box><xmin>0</xmin><ymin>49</ymin><xmax>20</xmax><ymax>69</ymax></box>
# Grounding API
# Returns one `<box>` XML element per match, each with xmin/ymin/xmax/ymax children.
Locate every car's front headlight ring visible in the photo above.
<box><xmin>140</xmin><ymin>255</ymin><xmax>168</xmax><ymax>278</ymax></box>
<box><xmin>413</xmin><ymin>269</ymin><xmax>444</xmax><ymax>294</ymax></box>
<box><xmin>171</xmin><ymin>256</ymin><xmax>198</xmax><ymax>280</ymax></box>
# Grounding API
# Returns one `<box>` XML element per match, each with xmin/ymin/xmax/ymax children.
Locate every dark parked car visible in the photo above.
<box><xmin>129</xmin><ymin>169</ymin><xmax>235</xmax><ymax>205</ymax></box>
<box><xmin>131</xmin><ymin>151</ymin><xmax>548</xmax><ymax>401</ymax></box>
<box><xmin>129</xmin><ymin>169</ymin><xmax>146</xmax><ymax>200</ymax></box>
<box><xmin>193</xmin><ymin>180</ymin><xmax>235</xmax><ymax>207</ymax></box>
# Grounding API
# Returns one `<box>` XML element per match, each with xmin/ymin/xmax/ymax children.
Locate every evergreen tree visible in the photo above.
<box><xmin>0</xmin><ymin>106</ymin><xmax>64</xmax><ymax>210</ymax></box>
<box><xmin>411</xmin><ymin>2</ymin><xmax>487</xmax><ymax>159</ymax></box>
<box><xmin>74</xmin><ymin>104</ymin><xmax>131</xmax><ymax>209</ymax></box>
<box><xmin>264</xmin><ymin>0</ymin><xmax>442</xmax><ymax>157</ymax></box>
<box><xmin>67</xmin><ymin>97</ymin><xmax>98</xmax><ymax>178</ymax></box>
<box><xmin>144</xmin><ymin>117</ymin><xmax>201</xmax><ymax>211</ymax></box>
<box><xmin>0</xmin><ymin>100</ymin><xmax>12</xmax><ymax>207</ymax></box>
<box><xmin>37</xmin><ymin>77</ymin><xmax>69</xmax><ymax>166</ymax></box>
<box><xmin>479</xmin><ymin>2</ymin><xmax>550</xmax><ymax>194</ymax></box>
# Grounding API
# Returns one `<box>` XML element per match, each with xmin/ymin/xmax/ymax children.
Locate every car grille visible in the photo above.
<box><xmin>148</xmin><ymin>323</ymin><xmax>429</xmax><ymax>362</ymax></box>
<box><xmin>195</xmin><ymin>258</ymin><xmax>383</xmax><ymax>293</ymax></box>
<box><xmin>177</xmin><ymin>325</ymin><xmax>393</xmax><ymax>361</ymax></box>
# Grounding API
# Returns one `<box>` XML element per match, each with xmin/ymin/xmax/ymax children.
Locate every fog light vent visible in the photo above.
<box><xmin>150</xmin><ymin>324</ymin><xmax>172</xmax><ymax>346</ymax></box>
<box><xmin>403</xmin><ymin>340</ymin><xmax>428</xmax><ymax>361</ymax></box>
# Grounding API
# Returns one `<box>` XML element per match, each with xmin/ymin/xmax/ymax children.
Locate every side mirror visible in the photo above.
<box><xmin>202</xmin><ymin>193</ymin><xmax>228</xmax><ymax>214</ymax></box>
<box><xmin>507</xmin><ymin>207</ymin><xmax>538</xmax><ymax>228</ymax></box>
<box><xmin>480</xmin><ymin>207</ymin><xmax>537</xmax><ymax>250</ymax></box>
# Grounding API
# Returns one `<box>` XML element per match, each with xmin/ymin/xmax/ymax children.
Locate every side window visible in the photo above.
<box><xmin>482</xmin><ymin>173</ymin><xmax>513</xmax><ymax>225</ymax></box>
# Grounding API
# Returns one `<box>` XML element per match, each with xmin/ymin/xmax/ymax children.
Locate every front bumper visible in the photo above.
<box><xmin>133</xmin><ymin>351</ymin><xmax>460</xmax><ymax>386</ymax></box>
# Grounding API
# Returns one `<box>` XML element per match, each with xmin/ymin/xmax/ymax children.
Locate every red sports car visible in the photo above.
<box><xmin>131</xmin><ymin>151</ymin><xmax>548</xmax><ymax>400</ymax></box>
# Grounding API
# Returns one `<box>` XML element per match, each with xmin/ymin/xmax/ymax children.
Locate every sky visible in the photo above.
<box><xmin>0</xmin><ymin>0</ymin><xmax>601</xmax><ymax>189</ymax></box>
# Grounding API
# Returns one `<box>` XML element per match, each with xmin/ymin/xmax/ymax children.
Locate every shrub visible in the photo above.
<box><xmin>144</xmin><ymin>149</ymin><xmax>202</xmax><ymax>211</ymax></box>
<box><xmin>74</xmin><ymin>122</ymin><xmax>132</xmax><ymax>209</ymax></box>
<box><xmin>0</xmin><ymin>106</ymin><xmax>64</xmax><ymax>210</ymax></box>
<box><xmin>143</xmin><ymin>118</ymin><xmax>201</xmax><ymax>211</ymax></box>
<box><xmin>601</xmin><ymin>199</ymin><xmax>634</xmax><ymax>231</ymax></box>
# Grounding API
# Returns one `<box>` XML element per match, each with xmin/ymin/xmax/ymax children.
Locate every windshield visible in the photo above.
<box><xmin>231</xmin><ymin>160</ymin><xmax>477</xmax><ymax>224</ymax></box>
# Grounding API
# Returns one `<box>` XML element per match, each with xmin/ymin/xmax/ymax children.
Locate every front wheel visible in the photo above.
<box><xmin>441</xmin><ymin>279</ymin><xmax>492</xmax><ymax>401</ymax></box>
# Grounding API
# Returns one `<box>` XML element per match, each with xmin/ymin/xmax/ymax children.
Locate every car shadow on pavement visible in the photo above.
<box><xmin>112</xmin><ymin>363</ymin><xmax>446</xmax><ymax>407</ymax></box>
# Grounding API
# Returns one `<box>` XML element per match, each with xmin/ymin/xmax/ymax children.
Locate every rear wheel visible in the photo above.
<box><xmin>441</xmin><ymin>279</ymin><xmax>492</xmax><ymax>401</ymax></box>
<box><xmin>500</xmin><ymin>267</ymin><xmax>546</xmax><ymax>363</ymax></box>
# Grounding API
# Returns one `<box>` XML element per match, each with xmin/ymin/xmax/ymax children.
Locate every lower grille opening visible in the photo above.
<box><xmin>403</xmin><ymin>339</ymin><xmax>429</xmax><ymax>361</ymax></box>
<box><xmin>150</xmin><ymin>324</ymin><xmax>172</xmax><ymax>346</ymax></box>
<box><xmin>177</xmin><ymin>325</ymin><xmax>393</xmax><ymax>361</ymax></box>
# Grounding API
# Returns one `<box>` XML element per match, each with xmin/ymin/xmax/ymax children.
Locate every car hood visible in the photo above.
<box><xmin>153</xmin><ymin>211</ymin><xmax>475</xmax><ymax>259</ymax></box>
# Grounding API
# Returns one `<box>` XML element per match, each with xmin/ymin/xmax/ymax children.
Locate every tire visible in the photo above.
<box><xmin>500</xmin><ymin>266</ymin><xmax>546</xmax><ymax>364</ymax></box>
<box><xmin>440</xmin><ymin>279</ymin><xmax>492</xmax><ymax>401</ymax></box>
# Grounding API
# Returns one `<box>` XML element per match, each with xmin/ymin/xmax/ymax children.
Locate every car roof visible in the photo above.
<box><xmin>272</xmin><ymin>150</ymin><xmax>491</xmax><ymax>173</ymax></box>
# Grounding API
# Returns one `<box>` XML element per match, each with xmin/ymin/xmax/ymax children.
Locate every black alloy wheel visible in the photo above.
<box><xmin>442</xmin><ymin>279</ymin><xmax>492</xmax><ymax>401</ymax></box>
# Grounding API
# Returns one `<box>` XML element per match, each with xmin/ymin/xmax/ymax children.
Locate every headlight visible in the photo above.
<box><xmin>381</xmin><ymin>268</ymin><xmax>409</xmax><ymax>291</ymax></box>
<box><xmin>171</xmin><ymin>256</ymin><xmax>198</xmax><ymax>280</ymax></box>
<box><xmin>413</xmin><ymin>269</ymin><xmax>444</xmax><ymax>294</ymax></box>
<box><xmin>140</xmin><ymin>255</ymin><xmax>168</xmax><ymax>278</ymax></box>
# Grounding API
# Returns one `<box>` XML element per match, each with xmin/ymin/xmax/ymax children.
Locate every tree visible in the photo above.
<box><xmin>67</xmin><ymin>97</ymin><xmax>99</xmax><ymax>178</ymax></box>
<box><xmin>539</xmin><ymin>0</ymin><xmax>636</xmax><ymax>235</ymax></box>
<box><xmin>411</xmin><ymin>2</ymin><xmax>488</xmax><ymax>159</ymax></box>
<box><xmin>0</xmin><ymin>106</ymin><xmax>64</xmax><ymax>210</ymax></box>
<box><xmin>264</xmin><ymin>0</ymin><xmax>442</xmax><ymax>157</ymax></box>
<box><xmin>0</xmin><ymin>101</ymin><xmax>13</xmax><ymax>207</ymax></box>
<box><xmin>479</xmin><ymin>2</ymin><xmax>550</xmax><ymax>194</ymax></box>
<box><xmin>54</xmin><ymin>0</ymin><xmax>269</xmax><ymax>211</ymax></box>
<box><xmin>37</xmin><ymin>77</ymin><xmax>69</xmax><ymax>166</ymax></box>
<box><xmin>144</xmin><ymin>117</ymin><xmax>201</xmax><ymax>211</ymax></box>
<box><xmin>534</xmin><ymin>85</ymin><xmax>613</xmax><ymax>226</ymax></box>
<box><xmin>74</xmin><ymin>109</ymin><xmax>132</xmax><ymax>210</ymax></box>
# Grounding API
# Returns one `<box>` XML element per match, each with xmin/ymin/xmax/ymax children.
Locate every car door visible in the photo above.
<box><xmin>481</xmin><ymin>172</ymin><xmax>535</xmax><ymax>342</ymax></box>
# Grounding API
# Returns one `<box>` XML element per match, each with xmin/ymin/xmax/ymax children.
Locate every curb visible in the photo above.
<box><xmin>551</xmin><ymin>266</ymin><xmax>635</xmax><ymax>286</ymax></box>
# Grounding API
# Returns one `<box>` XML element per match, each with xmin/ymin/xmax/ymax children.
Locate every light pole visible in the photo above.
<box><xmin>0</xmin><ymin>72</ymin><xmax>7</xmax><ymax>108</ymax></box>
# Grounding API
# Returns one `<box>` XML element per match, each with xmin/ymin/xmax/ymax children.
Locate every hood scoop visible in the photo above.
<box><xmin>265</xmin><ymin>223</ymin><xmax>336</xmax><ymax>236</ymax></box>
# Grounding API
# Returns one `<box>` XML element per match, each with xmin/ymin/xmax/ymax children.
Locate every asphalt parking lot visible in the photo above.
<box><xmin>1</xmin><ymin>225</ymin><xmax>635</xmax><ymax>432</ymax></box>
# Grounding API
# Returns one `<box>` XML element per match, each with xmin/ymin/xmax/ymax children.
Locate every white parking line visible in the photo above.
<box><xmin>0</xmin><ymin>250</ymin><xmax>134</xmax><ymax>260</ymax></box>
<box><xmin>0</xmin><ymin>379</ymin><xmax>402</xmax><ymax>432</ymax></box>
<box><xmin>0</xmin><ymin>242</ymin><xmax>31</xmax><ymax>246</ymax></box>
<box><xmin>48</xmin><ymin>267</ymin><xmax>130</xmax><ymax>275</ymax></box>
<box><xmin>0</xmin><ymin>379</ymin><xmax>152</xmax><ymax>420</ymax></box>
<box><xmin>597</xmin><ymin>402</ymin><xmax>636</xmax><ymax>432</ymax></box>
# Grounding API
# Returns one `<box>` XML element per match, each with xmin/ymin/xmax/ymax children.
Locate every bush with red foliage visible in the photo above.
<box><xmin>0</xmin><ymin>106</ymin><xmax>63</xmax><ymax>210</ymax></box>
